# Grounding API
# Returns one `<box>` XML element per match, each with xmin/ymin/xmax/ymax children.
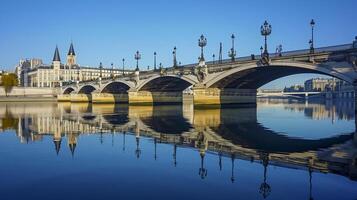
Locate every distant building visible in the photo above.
<box><xmin>283</xmin><ymin>84</ymin><xmax>304</xmax><ymax>92</ymax></box>
<box><xmin>16</xmin><ymin>43</ymin><xmax>132</xmax><ymax>88</ymax></box>
<box><xmin>304</xmin><ymin>78</ymin><xmax>337</xmax><ymax>92</ymax></box>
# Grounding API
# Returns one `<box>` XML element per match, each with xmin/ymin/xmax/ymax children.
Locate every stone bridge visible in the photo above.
<box><xmin>58</xmin><ymin>41</ymin><xmax>357</xmax><ymax>106</ymax></box>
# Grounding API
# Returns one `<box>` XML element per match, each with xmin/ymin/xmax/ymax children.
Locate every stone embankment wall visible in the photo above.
<box><xmin>0</xmin><ymin>87</ymin><xmax>58</xmax><ymax>101</ymax></box>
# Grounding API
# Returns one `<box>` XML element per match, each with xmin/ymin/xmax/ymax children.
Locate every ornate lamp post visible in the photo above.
<box><xmin>310</xmin><ymin>19</ymin><xmax>315</xmax><ymax>54</ymax></box>
<box><xmin>228</xmin><ymin>34</ymin><xmax>236</xmax><ymax>62</ymax></box>
<box><xmin>173</xmin><ymin>46</ymin><xmax>178</xmax><ymax>68</ymax></box>
<box><xmin>99</xmin><ymin>62</ymin><xmax>103</xmax><ymax>79</ymax></box>
<box><xmin>261</xmin><ymin>20</ymin><xmax>272</xmax><ymax>60</ymax></box>
<box><xmin>122</xmin><ymin>58</ymin><xmax>125</xmax><ymax>75</ymax></box>
<box><xmin>111</xmin><ymin>63</ymin><xmax>114</xmax><ymax>79</ymax></box>
<box><xmin>198</xmin><ymin>34</ymin><xmax>207</xmax><ymax>63</ymax></box>
<box><xmin>219</xmin><ymin>42</ymin><xmax>223</xmax><ymax>64</ymax></box>
<box><xmin>154</xmin><ymin>52</ymin><xmax>157</xmax><ymax>71</ymax></box>
<box><xmin>135</xmin><ymin>51</ymin><xmax>141</xmax><ymax>71</ymax></box>
<box><xmin>212</xmin><ymin>54</ymin><xmax>215</xmax><ymax>64</ymax></box>
<box><xmin>260</xmin><ymin>46</ymin><xmax>264</xmax><ymax>56</ymax></box>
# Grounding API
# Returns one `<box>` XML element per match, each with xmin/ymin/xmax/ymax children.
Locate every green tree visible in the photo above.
<box><xmin>2</xmin><ymin>108</ymin><xmax>18</xmax><ymax>130</ymax></box>
<box><xmin>1</xmin><ymin>73</ymin><xmax>18</xmax><ymax>96</ymax></box>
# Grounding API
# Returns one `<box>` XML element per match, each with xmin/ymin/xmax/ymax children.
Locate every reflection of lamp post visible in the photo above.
<box><xmin>261</xmin><ymin>21</ymin><xmax>272</xmax><ymax>60</ymax></box>
<box><xmin>122</xmin><ymin>131</ymin><xmax>126</xmax><ymax>151</ymax></box>
<box><xmin>173</xmin><ymin>144</ymin><xmax>177</xmax><ymax>167</ymax></box>
<box><xmin>135</xmin><ymin>51</ymin><xmax>141</xmax><ymax>71</ymax></box>
<box><xmin>218</xmin><ymin>151</ymin><xmax>222</xmax><ymax>171</ymax></box>
<box><xmin>198</xmin><ymin>34</ymin><xmax>207</xmax><ymax>62</ymax></box>
<box><xmin>228</xmin><ymin>34</ymin><xmax>236</xmax><ymax>62</ymax></box>
<box><xmin>259</xmin><ymin>152</ymin><xmax>271</xmax><ymax>199</ymax></box>
<box><xmin>154</xmin><ymin>138</ymin><xmax>157</xmax><ymax>160</ymax></box>
<box><xmin>231</xmin><ymin>153</ymin><xmax>236</xmax><ymax>183</ymax></box>
<box><xmin>135</xmin><ymin>136</ymin><xmax>141</xmax><ymax>159</ymax></box>
<box><xmin>198</xmin><ymin>151</ymin><xmax>207</xmax><ymax>179</ymax></box>
<box><xmin>308</xmin><ymin>168</ymin><xmax>314</xmax><ymax>200</ymax></box>
<box><xmin>310</xmin><ymin>19</ymin><xmax>315</xmax><ymax>54</ymax></box>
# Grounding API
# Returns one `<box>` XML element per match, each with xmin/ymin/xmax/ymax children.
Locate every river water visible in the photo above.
<box><xmin>0</xmin><ymin>99</ymin><xmax>356</xmax><ymax>200</ymax></box>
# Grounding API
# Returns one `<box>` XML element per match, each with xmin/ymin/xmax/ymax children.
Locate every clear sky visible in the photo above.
<box><xmin>1</xmin><ymin>0</ymin><xmax>356</xmax><ymax>88</ymax></box>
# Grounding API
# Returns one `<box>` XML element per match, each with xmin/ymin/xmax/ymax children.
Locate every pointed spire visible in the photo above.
<box><xmin>53</xmin><ymin>139</ymin><xmax>61</xmax><ymax>155</ymax></box>
<box><xmin>53</xmin><ymin>46</ymin><xmax>61</xmax><ymax>62</ymax></box>
<box><xmin>69</xmin><ymin>143</ymin><xmax>76</xmax><ymax>156</ymax></box>
<box><xmin>68</xmin><ymin>42</ymin><xmax>75</xmax><ymax>56</ymax></box>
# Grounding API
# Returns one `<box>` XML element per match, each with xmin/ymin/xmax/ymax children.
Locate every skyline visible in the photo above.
<box><xmin>1</xmin><ymin>0</ymin><xmax>357</xmax><ymax>88</ymax></box>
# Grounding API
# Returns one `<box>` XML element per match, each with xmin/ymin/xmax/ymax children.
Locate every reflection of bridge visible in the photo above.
<box><xmin>2</xmin><ymin>102</ymin><xmax>356</xmax><ymax>181</ymax></box>
<box><xmin>58</xmin><ymin>42</ymin><xmax>357</xmax><ymax>106</ymax></box>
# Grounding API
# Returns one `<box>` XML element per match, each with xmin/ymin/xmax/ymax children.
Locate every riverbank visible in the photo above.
<box><xmin>0</xmin><ymin>96</ymin><xmax>56</xmax><ymax>102</ymax></box>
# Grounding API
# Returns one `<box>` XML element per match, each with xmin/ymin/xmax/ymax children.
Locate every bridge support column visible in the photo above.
<box><xmin>57</xmin><ymin>94</ymin><xmax>71</xmax><ymax>101</ymax></box>
<box><xmin>128</xmin><ymin>91</ymin><xmax>183</xmax><ymax>105</ymax></box>
<box><xmin>70</xmin><ymin>93</ymin><xmax>92</xmax><ymax>102</ymax></box>
<box><xmin>92</xmin><ymin>93</ymin><xmax>128</xmax><ymax>103</ymax></box>
<box><xmin>192</xmin><ymin>88</ymin><xmax>256</xmax><ymax>107</ymax></box>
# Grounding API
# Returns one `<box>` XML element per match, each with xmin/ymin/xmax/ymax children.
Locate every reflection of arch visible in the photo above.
<box><xmin>100</xmin><ymin>81</ymin><xmax>133</xmax><ymax>93</ymax></box>
<box><xmin>212</xmin><ymin>106</ymin><xmax>354</xmax><ymax>153</ymax></box>
<box><xmin>63</xmin><ymin>87</ymin><xmax>75</xmax><ymax>94</ymax></box>
<box><xmin>137</xmin><ymin>75</ymin><xmax>196</xmax><ymax>91</ymax></box>
<box><xmin>205</xmin><ymin>62</ymin><xmax>353</xmax><ymax>89</ymax></box>
<box><xmin>140</xmin><ymin>105</ymin><xmax>192</xmax><ymax>134</ymax></box>
<box><xmin>78</xmin><ymin>85</ymin><xmax>97</xmax><ymax>94</ymax></box>
<box><xmin>103</xmin><ymin>114</ymin><xmax>129</xmax><ymax>125</ymax></box>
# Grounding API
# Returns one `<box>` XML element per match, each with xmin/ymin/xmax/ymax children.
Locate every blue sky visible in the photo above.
<box><xmin>0</xmin><ymin>0</ymin><xmax>356</xmax><ymax>88</ymax></box>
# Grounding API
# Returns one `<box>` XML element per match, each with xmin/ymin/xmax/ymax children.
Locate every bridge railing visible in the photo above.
<box><xmin>63</xmin><ymin>43</ymin><xmax>355</xmax><ymax>87</ymax></box>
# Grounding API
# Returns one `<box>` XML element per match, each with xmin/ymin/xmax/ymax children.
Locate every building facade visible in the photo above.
<box><xmin>16</xmin><ymin>43</ymin><xmax>132</xmax><ymax>88</ymax></box>
<box><xmin>304</xmin><ymin>78</ymin><xmax>338</xmax><ymax>92</ymax></box>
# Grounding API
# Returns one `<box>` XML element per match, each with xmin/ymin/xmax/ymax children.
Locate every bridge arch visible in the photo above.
<box><xmin>205</xmin><ymin>61</ymin><xmax>354</xmax><ymax>89</ymax></box>
<box><xmin>137</xmin><ymin>75</ymin><xmax>197</xmax><ymax>92</ymax></box>
<box><xmin>78</xmin><ymin>85</ymin><xmax>97</xmax><ymax>94</ymax></box>
<box><xmin>100</xmin><ymin>81</ymin><xmax>134</xmax><ymax>93</ymax></box>
<box><xmin>63</xmin><ymin>87</ymin><xmax>75</xmax><ymax>94</ymax></box>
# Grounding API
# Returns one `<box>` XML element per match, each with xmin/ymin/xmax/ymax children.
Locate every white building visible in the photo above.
<box><xmin>16</xmin><ymin>43</ymin><xmax>132</xmax><ymax>88</ymax></box>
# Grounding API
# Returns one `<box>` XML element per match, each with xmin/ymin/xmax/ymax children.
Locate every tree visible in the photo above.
<box><xmin>1</xmin><ymin>73</ymin><xmax>19</xmax><ymax>96</ymax></box>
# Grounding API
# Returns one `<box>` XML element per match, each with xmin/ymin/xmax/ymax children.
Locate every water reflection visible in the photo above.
<box><xmin>0</xmin><ymin>101</ymin><xmax>356</xmax><ymax>199</ymax></box>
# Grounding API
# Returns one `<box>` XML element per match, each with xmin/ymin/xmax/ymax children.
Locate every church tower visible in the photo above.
<box><xmin>67</xmin><ymin>42</ymin><xmax>76</xmax><ymax>67</ymax></box>
<box><xmin>52</xmin><ymin>46</ymin><xmax>61</xmax><ymax>70</ymax></box>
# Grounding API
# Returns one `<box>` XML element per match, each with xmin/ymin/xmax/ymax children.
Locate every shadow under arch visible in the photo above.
<box><xmin>101</xmin><ymin>81</ymin><xmax>131</xmax><ymax>93</ymax></box>
<box><xmin>206</xmin><ymin>62</ymin><xmax>353</xmax><ymax>89</ymax></box>
<box><xmin>138</xmin><ymin>75</ymin><xmax>194</xmax><ymax>92</ymax></box>
<box><xmin>63</xmin><ymin>87</ymin><xmax>75</xmax><ymax>94</ymax></box>
<box><xmin>78</xmin><ymin>85</ymin><xmax>97</xmax><ymax>94</ymax></box>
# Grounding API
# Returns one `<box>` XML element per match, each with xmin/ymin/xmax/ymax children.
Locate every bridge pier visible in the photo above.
<box><xmin>192</xmin><ymin>88</ymin><xmax>256</xmax><ymax>107</ymax></box>
<box><xmin>70</xmin><ymin>93</ymin><xmax>92</xmax><ymax>102</ymax></box>
<box><xmin>128</xmin><ymin>91</ymin><xmax>183</xmax><ymax>105</ymax></box>
<box><xmin>57</xmin><ymin>94</ymin><xmax>71</xmax><ymax>101</ymax></box>
<box><xmin>92</xmin><ymin>93</ymin><xmax>128</xmax><ymax>103</ymax></box>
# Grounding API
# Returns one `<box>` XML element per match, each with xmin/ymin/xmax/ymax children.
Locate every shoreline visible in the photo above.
<box><xmin>0</xmin><ymin>96</ymin><xmax>56</xmax><ymax>102</ymax></box>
